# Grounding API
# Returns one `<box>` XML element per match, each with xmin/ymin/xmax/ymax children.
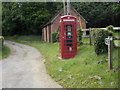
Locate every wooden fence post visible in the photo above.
<box><xmin>108</xmin><ymin>36</ymin><xmax>113</xmax><ymax>70</ymax></box>
<box><xmin>89</xmin><ymin>28</ymin><xmax>92</xmax><ymax>45</ymax></box>
<box><xmin>0</xmin><ymin>36</ymin><xmax>4</xmax><ymax>50</ymax></box>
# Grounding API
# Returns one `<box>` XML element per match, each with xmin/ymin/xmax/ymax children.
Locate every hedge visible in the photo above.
<box><xmin>106</xmin><ymin>25</ymin><xmax>114</xmax><ymax>32</ymax></box>
<box><xmin>93</xmin><ymin>29</ymin><xmax>114</xmax><ymax>55</ymax></box>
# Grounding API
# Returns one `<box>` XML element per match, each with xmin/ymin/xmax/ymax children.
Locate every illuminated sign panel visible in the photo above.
<box><xmin>63</xmin><ymin>19</ymin><xmax>75</xmax><ymax>21</ymax></box>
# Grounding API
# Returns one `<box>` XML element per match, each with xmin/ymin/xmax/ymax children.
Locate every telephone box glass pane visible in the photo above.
<box><xmin>66</xmin><ymin>25</ymin><xmax>72</xmax><ymax>28</ymax></box>
<box><xmin>65</xmin><ymin>40</ymin><xmax>73</xmax><ymax>42</ymax></box>
<box><xmin>66</xmin><ymin>44</ymin><xmax>73</xmax><ymax>46</ymax></box>
<box><xmin>66</xmin><ymin>32</ymin><xmax>72</xmax><ymax>35</ymax></box>
<box><xmin>66</xmin><ymin>36</ymin><xmax>73</xmax><ymax>39</ymax></box>
<box><xmin>66</xmin><ymin>28</ymin><xmax>72</xmax><ymax>31</ymax></box>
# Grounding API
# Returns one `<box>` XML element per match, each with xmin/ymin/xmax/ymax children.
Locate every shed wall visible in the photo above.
<box><xmin>43</xmin><ymin>8</ymin><xmax>87</xmax><ymax>42</ymax></box>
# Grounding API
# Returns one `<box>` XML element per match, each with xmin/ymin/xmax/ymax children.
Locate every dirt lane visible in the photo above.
<box><xmin>0</xmin><ymin>41</ymin><xmax>62</xmax><ymax>88</ymax></box>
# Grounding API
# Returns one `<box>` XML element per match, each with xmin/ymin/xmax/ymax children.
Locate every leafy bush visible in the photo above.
<box><xmin>77</xmin><ymin>28</ymin><xmax>82</xmax><ymax>44</ymax></box>
<box><xmin>106</xmin><ymin>25</ymin><xmax>114</xmax><ymax>32</ymax></box>
<box><xmin>93</xmin><ymin>29</ymin><xmax>113</xmax><ymax>55</ymax></box>
<box><xmin>51</xmin><ymin>32</ymin><xmax>58</xmax><ymax>43</ymax></box>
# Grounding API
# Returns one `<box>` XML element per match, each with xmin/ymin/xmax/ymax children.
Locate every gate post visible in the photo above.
<box><xmin>89</xmin><ymin>28</ymin><xmax>92</xmax><ymax>45</ymax></box>
<box><xmin>108</xmin><ymin>36</ymin><xmax>113</xmax><ymax>70</ymax></box>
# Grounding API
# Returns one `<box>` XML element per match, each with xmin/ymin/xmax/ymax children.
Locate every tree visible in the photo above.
<box><xmin>2</xmin><ymin>2</ymin><xmax>120</xmax><ymax>36</ymax></box>
<box><xmin>71</xmin><ymin>2</ymin><xmax>120</xmax><ymax>28</ymax></box>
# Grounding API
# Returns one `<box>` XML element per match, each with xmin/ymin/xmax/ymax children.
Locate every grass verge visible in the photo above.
<box><xmin>113</xmin><ymin>32</ymin><xmax>120</xmax><ymax>37</ymax></box>
<box><xmin>6</xmin><ymin>36</ymin><xmax>119</xmax><ymax>88</ymax></box>
<box><xmin>82</xmin><ymin>37</ymin><xmax>90</xmax><ymax>44</ymax></box>
<box><xmin>0</xmin><ymin>45</ymin><xmax>10</xmax><ymax>60</ymax></box>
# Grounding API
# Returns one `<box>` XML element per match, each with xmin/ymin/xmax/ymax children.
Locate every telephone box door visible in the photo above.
<box><xmin>59</xmin><ymin>15</ymin><xmax>77</xmax><ymax>59</ymax></box>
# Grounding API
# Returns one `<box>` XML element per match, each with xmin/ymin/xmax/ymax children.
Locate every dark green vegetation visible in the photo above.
<box><xmin>51</xmin><ymin>32</ymin><xmax>59</xmax><ymax>43</ymax></box>
<box><xmin>106</xmin><ymin>25</ymin><xmax>115</xmax><ymax>32</ymax></box>
<box><xmin>2</xmin><ymin>2</ymin><xmax>120</xmax><ymax>36</ymax></box>
<box><xmin>77</xmin><ymin>28</ymin><xmax>82</xmax><ymax>43</ymax></box>
<box><xmin>7</xmin><ymin>36</ymin><xmax>119</xmax><ymax>88</ymax></box>
<box><xmin>73</xmin><ymin>2</ymin><xmax>120</xmax><ymax>28</ymax></box>
<box><xmin>0</xmin><ymin>45</ymin><xmax>10</xmax><ymax>60</ymax></box>
<box><xmin>93</xmin><ymin>29</ymin><xmax>113</xmax><ymax>55</ymax></box>
<box><xmin>2</xmin><ymin>2</ymin><xmax>63</xmax><ymax>36</ymax></box>
<box><xmin>113</xmin><ymin>32</ymin><xmax>120</xmax><ymax>37</ymax></box>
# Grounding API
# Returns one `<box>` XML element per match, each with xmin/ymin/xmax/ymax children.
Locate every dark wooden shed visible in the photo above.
<box><xmin>42</xmin><ymin>7</ymin><xmax>87</xmax><ymax>42</ymax></box>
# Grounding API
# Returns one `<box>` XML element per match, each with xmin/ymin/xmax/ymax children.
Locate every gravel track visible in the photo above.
<box><xmin>0</xmin><ymin>41</ymin><xmax>62</xmax><ymax>88</ymax></box>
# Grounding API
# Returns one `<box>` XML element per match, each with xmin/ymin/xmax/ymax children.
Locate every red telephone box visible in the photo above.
<box><xmin>59</xmin><ymin>15</ymin><xmax>77</xmax><ymax>59</ymax></box>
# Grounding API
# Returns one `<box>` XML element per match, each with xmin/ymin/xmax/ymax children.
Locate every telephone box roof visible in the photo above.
<box><xmin>60</xmin><ymin>15</ymin><xmax>76</xmax><ymax>18</ymax></box>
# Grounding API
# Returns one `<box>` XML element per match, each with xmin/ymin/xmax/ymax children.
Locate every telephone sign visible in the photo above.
<box><xmin>105</xmin><ymin>38</ymin><xmax>110</xmax><ymax>45</ymax></box>
<box><xmin>63</xmin><ymin>19</ymin><xmax>75</xmax><ymax>21</ymax></box>
<box><xmin>59</xmin><ymin>15</ymin><xmax>77</xmax><ymax>59</ymax></box>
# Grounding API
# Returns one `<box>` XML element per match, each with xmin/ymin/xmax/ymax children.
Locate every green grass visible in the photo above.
<box><xmin>0</xmin><ymin>45</ymin><xmax>10</xmax><ymax>60</ymax></box>
<box><xmin>114</xmin><ymin>40</ymin><xmax>120</xmax><ymax>47</ymax></box>
<box><xmin>82</xmin><ymin>37</ymin><xmax>90</xmax><ymax>43</ymax></box>
<box><xmin>6</xmin><ymin>36</ymin><xmax>119</xmax><ymax>88</ymax></box>
<box><xmin>113</xmin><ymin>32</ymin><xmax>120</xmax><ymax>37</ymax></box>
<box><xmin>6</xmin><ymin>35</ymin><xmax>42</xmax><ymax>42</ymax></box>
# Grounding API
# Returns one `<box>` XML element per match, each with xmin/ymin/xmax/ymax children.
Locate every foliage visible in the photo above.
<box><xmin>51</xmin><ymin>32</ymin><xmax>58</xmax><ymax>43</ymax></box>
<box><xmin>2</xmin><ymin>2</ymin><xmax>62</xmax><ymax>36</ymax></box>
<box><xmin>106</xmin><ymin>25</ymin><xmax>114</xmax><ymax>32</ymax></box>
<box><xmin>72</xmin><ymin>2</ymin><xmax>120</xmax><ymax>28</ymax></box>
<box><xmin>2</xmin><ymin>2</ymin><xmax>120</xmax><ymax>36</ymax></box>
<box><xmin>77</xmin><ymin>28</ymin><xmax>82</xmax><ymax>43</ymax></box>
<box><xmin>93</xmin><ymin>29</ymin><xmax>113</xmax><ymax>55</ymax></box>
